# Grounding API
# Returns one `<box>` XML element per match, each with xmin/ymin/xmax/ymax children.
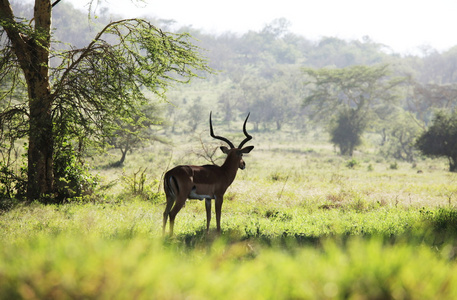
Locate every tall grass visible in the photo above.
<box><xmin>1</xmin><ymin>225</ymin><xmax>457</xmax><ymax>299</ymax></box>
<box><xmin>1</xmin><ymin>200</ymin><xmax>457</xmax><ymax>298</ymax></box>
<box><xmin>1</xmin><ymin>131</ymin><xmax>457</xmax><ymax>298</ymax></box>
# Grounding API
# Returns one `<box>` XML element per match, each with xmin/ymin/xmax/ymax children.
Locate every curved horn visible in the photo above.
<box><xmin>209</xmin><ymin>111</ymin><xmax>235</xmax><ymax>149</ymax></box>
<box><xmin>238</xmin><ymin>112</ymin><xmax>252</xmax><ymax>149</ymax></box>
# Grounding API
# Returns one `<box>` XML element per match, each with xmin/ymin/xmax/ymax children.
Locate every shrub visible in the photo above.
<box><xmin>416</xmin><ymin>110</ymin><xmax>457</xmax><ymax>172</ymax></box>
<box><xmin>121</xmin><ymin>168</ymin><xmax>162</xmax><ymax>203</ymax></box>
<box><xmin>346</xmin><ymin>159</ymin><xmax>359</xmax><ymax>169</ymax></box>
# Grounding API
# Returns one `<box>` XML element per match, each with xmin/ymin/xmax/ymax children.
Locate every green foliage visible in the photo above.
<box><xmin>1</xmin><ymin>2</ymin><xmax>211</xmax><ymax>202</ymax></box>
<box><xmin>217</xmin><ymin>65</ymin><xmax>303</xmax><ymax>130</ymax></box>
<box><xmin>303</xmin><ymin>64</ymin><xmax>402</xmax><ymax>118</ymax></box>
<box><xmin>187</xmin><ymin>97</ymin><xmax>205</xmax><ymax>131</ymax></box>
<box><xmin>331</xmin><ymin>109</ymin><xmax>366</xmax><ymax>156</ymax></box>
<box><xmin>409</xmin><ymin>82</ymin><xmax>457</xmax><ymax>125</ymax></box>
<box><xmin>51</xmin><ymin>18</ymin><xmax>210</xmax><ymax>148</ymax></box>
<box><xmin>303</xmin><ymin>64</ymin><xmax>404</xmax><ymax>156</ymax></box>
<box><xmin>53</xmin><ymin>140</ymin><xmax>99</xmax><ymax>203</ymax></box>
<box><xmin>4</xmin><ymin>2</ymin><xmax>457</xmax><ymax>202</ymax></box>
<box><xmin>269</xmin><ymin>171</ymin><xmax>289</xmax><ymax>181</ymax></box>
<box><xmin>389</xmin><ymin>161</ymin><xmax>399</xmax><ymax>170</ymax></box>
<box><xmin>345</xmin><ymin>158</ymin><xmax>360</xmax><ymax>169</ymax></box>
<box><xmin>109</xmin><ymin>103</ymin><xmax>168</xmax><ymax>166</ymax></box>
<box><xmin>120</xmin><ymin>168</ymin><xmax>162</xmax><ymax>203</ymax></box>
<box><xmin>422</xmin><ymin>208</ymin><xmax>457</xmax><ymax>234</ymax></box>
<box><xmin>379</xmin><ymin>110</ymin><xmax>421</xmax><ymax>162</ymax></box>
<box><xmin>0</xmin><ymin>162</ymin><xmax>26</xmax><ymax>200</ymax></box>
<box><xmin>416</xmin><ymin>110</ymin><xmax>457</xmax><ymax>172</ymax></box>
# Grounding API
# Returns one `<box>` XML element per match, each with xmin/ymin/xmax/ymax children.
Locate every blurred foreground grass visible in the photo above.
<box><xmin>1</xmin><ymin>233</ymin><xmax>457</xmax><ymax>299</ymax></box>
<box><xmin>1</xmin><ymin>200</ymin><xmax>457</xmax><ymax>299</ymax></box>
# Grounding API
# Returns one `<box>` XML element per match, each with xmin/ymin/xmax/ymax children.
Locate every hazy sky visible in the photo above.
<box><xmin>69</xmin><ymin>0</ymin><xmax>456</xmax><ymax>55</ymax></box>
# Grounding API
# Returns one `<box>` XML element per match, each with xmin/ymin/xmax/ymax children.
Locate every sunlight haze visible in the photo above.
<box><xmin>66</xmin><ymin>0</ymin><xmax>457</xmax><ymax>55</ymax></box>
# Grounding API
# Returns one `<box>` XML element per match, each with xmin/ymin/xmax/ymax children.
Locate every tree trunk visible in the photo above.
<box><xmin>449</xmin><ymin>156</ymin><xmax>457</xmax><ymax>172</ymax></box>
<box><xmin>0</xmin><ymin>0</ymin><xmax>55</xmax><ymax>201</ymax></box>
<box><xmin>27</xmin><ymin>83</ymin><xmax>54</xmax><ymax>201</ymax></box>
<box><xmin>26</xmin><ymin>0</ymin><xmax>54</xmax><ymax>201</ymax></box>
<box><xmin>117</xmin><ymin>148</ymin><xmax>128</xmax><ymax>166</ymax></box>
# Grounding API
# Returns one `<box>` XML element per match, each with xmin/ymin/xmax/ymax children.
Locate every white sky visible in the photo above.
<box><xmin>69</xmin><ymin>0</ymin><xmax>457</xmax><ymax>55</ymax></box>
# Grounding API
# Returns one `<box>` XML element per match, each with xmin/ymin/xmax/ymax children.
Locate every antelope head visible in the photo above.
<box><xmin>209</xmin><ymin>111</ymin><xmax>254</xmax><ymax>170</ymax></box>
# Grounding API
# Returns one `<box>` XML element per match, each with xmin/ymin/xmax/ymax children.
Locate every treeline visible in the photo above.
<box><xmin>167</xmin><ymin>19</ymin><xmax>457</xmax><ymax>167</ymax></box>
<box><xmin>54</xmin><ymin>3</ymin><xmax>457</xmax><ymax>162</ymax></box>
<box><xmin>9</xmin><ymin>1</ymin><xmax>457</xmax><ymax>163</ymax></box>
<box><xmin>43</xmin><ymin>3</ymin><xmax>457</xmax><ymax>125</ymax></box>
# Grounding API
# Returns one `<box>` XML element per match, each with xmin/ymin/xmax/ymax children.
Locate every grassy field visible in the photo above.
<box><xmin>1</xmin><ymin>129</ymin><xmax>457</xmax><ymax>299</ymax></box>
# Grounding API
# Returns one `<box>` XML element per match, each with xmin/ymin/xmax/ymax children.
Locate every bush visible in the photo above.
<box><xmin>389</xmin><ymin>162</ymin><xmax>398</xmax><ymax>170</ymax></box>
<box><xmin>121</xmin><ymin>168</ymin><xmax>162</xmax><ymax>203</ymax></box>
<box><xmin>346</xmin><ymin>159</ymin><xmax>359</xmax><ymax>169</ymax></box>
<box><xmin>416</xmin><ymin>110</ymin><xmax>457</xmax><ymax>172</ymax></box>
<box><xmin>330</xmin><ymin>109</ymin><xmax>367</xmax><ymax>156</ymax></box>
<box><xmin>53</xmin><ymin>141</ymin><xmax>99</xmax><ymax>203</ymax></box>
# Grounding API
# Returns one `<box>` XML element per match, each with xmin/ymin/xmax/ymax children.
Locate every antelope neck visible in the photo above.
<box><xmin>221</xmin><ymin>152</ymin><xmax>240</xmax><ymax>180</ymax></box>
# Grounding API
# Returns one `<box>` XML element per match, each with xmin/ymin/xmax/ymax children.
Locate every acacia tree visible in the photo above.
<box><xmin>416</xmin><ymin>110</ymin><xmax>457</xmax><ymax>172</ymax></box>
<box><xmin>407</xmin><ymin>81</ymin><xmax>457</xmax><ymax>127</ymax></box>
<box><xmin>303</xmin><ymin>64</ymin><xmax>404</xmax><ymax>156</ymax></box>
<box><xmin>379</xmin><ymin>110</ymin><xmax>421</xmax><ymax>162</ymax></box>
<box><xmin>109</xmin><ymin>103</ymin><xmax>167</xmax><ymax>167</ymax></box>
<box><xmin>221</xmin><ymin>66</ymin><xmax>301</xmax><ymax>131</ymax></box>
<box><xmin>0</xmin><ymin>0</ymin><xmax>209</xmax><ymax>202</ymax></box>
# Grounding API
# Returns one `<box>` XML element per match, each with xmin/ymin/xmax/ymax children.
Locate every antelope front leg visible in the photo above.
<box><xmin>205</xmin><ymin>198</ymin><xmax>212</xmax><ymax>232</ymax></box>
<box><xmin>215</xmin><ymin>195</ymin><xmax>224</xmax><ymax>233</ymax></box>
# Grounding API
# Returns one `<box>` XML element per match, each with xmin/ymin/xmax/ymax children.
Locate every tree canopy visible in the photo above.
<box><xmin>416</xmin><ymin>110</ymin><xmax>457</xmax><ymax>172</ymax></box>
<box><xmin>0</xmin><ymin>0</ymin><xmax>210</xmax><ymax>202</ymax></box>
<box><xmin>302</xmin><ymin>64</ymin><xmax>404</xmax><ymax>155</ymax></box>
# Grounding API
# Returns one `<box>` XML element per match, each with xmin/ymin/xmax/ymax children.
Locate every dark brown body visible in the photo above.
<box><xmin>163</xmin><ymin>146</ymin><xmax>253</xmax><ymax>235</ymax></box>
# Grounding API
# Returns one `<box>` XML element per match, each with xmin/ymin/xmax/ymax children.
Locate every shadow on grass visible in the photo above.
<box><xmin>163</xmin><ymin>207</ymin><xmax>457</xmax><ymax>259</ymax></box>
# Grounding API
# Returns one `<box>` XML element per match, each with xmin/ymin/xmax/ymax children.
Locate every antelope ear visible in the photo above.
<box><xmin>240</xmin><ymin>146</ymin><xmax>254</xmax><ymax>154</ymax></box>
<box><xmin>220</xmin><ymin>146</ymin><xmax>230</xmax><ymax>154</ymax></box>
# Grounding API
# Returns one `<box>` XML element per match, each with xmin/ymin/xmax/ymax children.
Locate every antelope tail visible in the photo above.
<box><xmin>163</xmin><ymin>173</ymin><xmax>179</xmax><ymax>233</ymax></box>
<box><xmin>164</xmin><ymin>174</ymin><xmax>179</xmax><ymax>199</ymax></box>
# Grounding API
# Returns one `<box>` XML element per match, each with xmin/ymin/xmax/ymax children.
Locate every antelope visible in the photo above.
<box><xmin>163</xmin><ymin>112</ymin><xmax>254</xmax><ymax>235</ymax></box>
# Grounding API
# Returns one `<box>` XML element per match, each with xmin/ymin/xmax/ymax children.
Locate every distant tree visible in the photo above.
<box><xmin>329</xmin><ymin>108</ymin><xmax>366</xmax><ymax>156</ymax></box>
<box><xmin>109</xmin><ymin>103</ymin><xmax>167</xmax><ymax>166</ymax></box>
<box><xmin>0</xmin><ymin>0</ymin><xmax>209</xmax><ymax>202</ymax></box>
<box><xmin>225</xmin><ymin>66</ymin><xmax>301</xmax><ymax>131</ymax></box>
<box><xmin>218</xmin><ymin>86</ymin><xmax>243</xmax><ymax>124</ymax></box>
<box><xmin>418</xmin><ymin>46</ymin><xmax>457</xmax><ymax>84</ymax></box>
<box><xmin>407</xmin><ymin>82</ymin><xmax>457</xmax><ymax>126</ymax></box>
<box><xmin>416</xmin><ymin>110</ymin><xmax>457</xmax><ymax>172</ymax></box>
<box><xmin>379</xmin><ymin>111</ymin><xmax>421</xmax><ymax>162</ymax></box>
<box><xmin>303</xmin><ymin>64</ymin><xmax>404</xmax><ymax>156</ymax></box>
<box><xmin>307</xmin><ymin>37</ymin><xmax>387</xmax><ymax>68</ymax></box>
<box><xmin>187</xmin><ymin>97</ymin><xmax>205</xmax><ymax>132</ymax></box>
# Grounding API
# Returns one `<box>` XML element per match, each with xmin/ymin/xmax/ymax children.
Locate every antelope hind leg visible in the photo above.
<box><xmin>205</xmin><ymin>198</ymin><xmax>212</xmax><ymax>232</ymax></box>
